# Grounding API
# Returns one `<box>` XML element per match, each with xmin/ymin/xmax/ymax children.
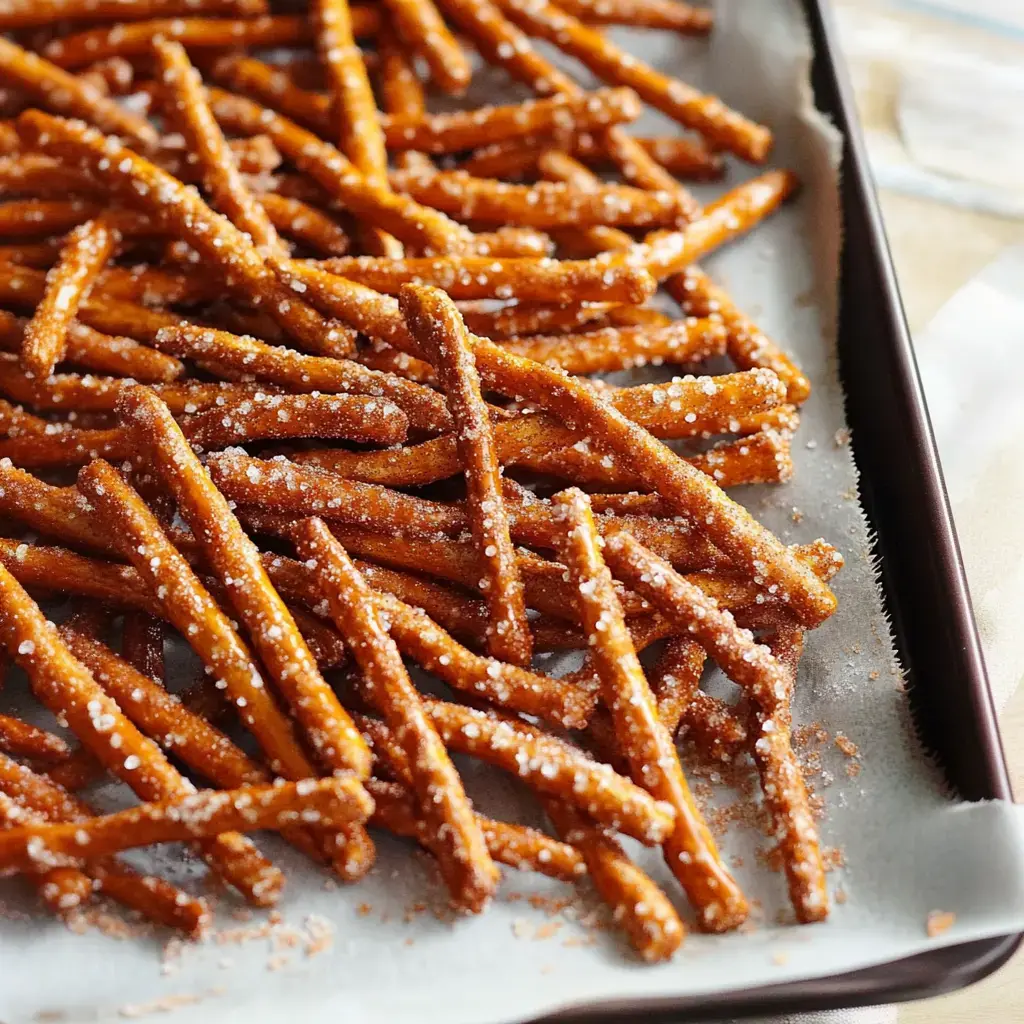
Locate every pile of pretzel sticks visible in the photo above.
<box><xmin>0</xmin><ymin>0</ymin><xmax>841</xmax><ymax>963</ymax></box>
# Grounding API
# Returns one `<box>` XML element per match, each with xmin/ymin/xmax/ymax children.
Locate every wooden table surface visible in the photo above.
<box><xmin>834</xmin><ymin>2</ymin><xmax>1024</xmax><ymax>1019</ymax></box>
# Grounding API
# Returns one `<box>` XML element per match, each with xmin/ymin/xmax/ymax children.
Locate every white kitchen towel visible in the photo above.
<box><xmin>914</xmin><ymin>243</ymin><xmax>1024</xmax><ymax>712</ymax></box>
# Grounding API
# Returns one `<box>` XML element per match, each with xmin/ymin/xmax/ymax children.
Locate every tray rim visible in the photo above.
<box><xmin>544</xmin><ymin>0</ymin><xmax>1022</xmax><ymax>1018</ymax></box>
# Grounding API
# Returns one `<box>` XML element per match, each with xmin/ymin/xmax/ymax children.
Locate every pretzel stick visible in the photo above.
<box><xmin>311</xmin><ymin>255</ymin><xmax>654</xmax><ymax>304</ymax></box>
<box><xmin>120</xmin><ymin>612</ymin><xmax>165</xmax><ymax>683</ymax></box>
<box><xmin>389</xmin><ymin>167</ymin><xmax>691</xmax><ymax>229</ymax></box>
<box><xmin>0</xmin><ymin>242</ymin><xmax>61</xmax><ymax>267</ymax></box>
<box><xmin>496</xmin><ymin>0</ymin><xmax>770</xmax><ymax>162</ymax></box>
<box><xmin>0</xmin><ymin>313</ymin><xmax>185</xmax><ymax>382</ymax></box>
<box><xmin>0</xmin><ymin>394</ymin><xmax>48</xmax><ymax>435</ymax></box>
<box><xmin>0</xmin><ymin>540</ymin><xmax>160</xmax><ymax>617</ymax></box>
<box><xmin>213</xmin><ymin>55</ymin><xmax>641</xmax><ymax>156</ymax></box>
<box><xmin>119</xmin><ymin>387</ymin><xmax>373</xmax><ymax>779</ymax></box>
<box><xmin>0</xmin><ymin>792</ymin><xmax>97</xmax><ymax>915</ymax></box>
<box><xmin>552</xmin><ymin>0</ymin><xmax>710</xmax><ymax>33</ymax></box>
<box><xmin>0</xmin><ymin>37</ymin><xmax>157</xmax><ymax>151</ymax></box>
<box><xmin>636</xmin><ymin>170</ymin><xmax>800</xmax><ymax>282</ymax></box>
<box><xmin>601</xmin><ymin>533</ymin><xmax>826</xmax><ymax>921</ymax></box>
<box><xmin>367</xmin><ymin>778</ymin><xmax>582</xmax><ymax>880</ymax></box>
<box><xmin>0</xmin><ymin>752</ymin><xmax>209</xmax><ymax>932</ymax></box>
<box><xmin>668</xmin><ymin>266</ymin><xmax>811</xmax><ymax>404</ymax></box>
<box><xmin>0</xmin><ymin>714</ymin><xmax>69</xmax><ymax>762</ymax></box>
<box><xmin>149</xmin><ymin>323</ymin><xmax>450</xmax><ymax>433</ymax></box>
<box><xmin>0</xmin><ymin>199</ymin><xmax>108</xmax><ymax>236</ymax></box>
<box><xmin>498</xmin><ymin>319</ymin><xmax>726</xmax><ymax>373</ymax></box>
<box><xmin>207</xmin><ymin>87</ymin><xmax>470</xmax><ymax>254</ymax></box>
<box><xmin>0</xmin><ymin>395</ymin><xmax>403</xmax><ymax>468</ymax></box>
<box><xmin>58</xmin><ymin>623</ymin><xmax>329</xmax><ymax>867</ymax></box>
<box><xmin>757</xmin><ymin>624</ymin><xmax>827</xmax><ymax>922</ymax></box>
<box><xmin>0</xmin><ymin>357</ymin><xmax>293</xmax><ymax>415</ymax></box>
<box><xmin>553</xmin><ymin>488</ymin><xmax>748</xmax><ymax>930</ymax></box>
<box><xmin>314</xmin><ymin>0</ymin><xmax>402</xmax><ymax>258</ymax></box>
<box><xmin>436</xmin><ymin>0</ymin><xmax>699</xmax><ymax>205</ymax></box>
<box><xmin>16</xmin><ymin>112</ymin><xmax>352</xmax><ymax>359</ymax></box>
<box><xmin>361</xmin><ymin>697</ymin><xmax>672</xmax><ymax>845</ymax></box>
<box><xmin>154</xmin><ymin>39</ymin><xmax>284</xmax><ymax>258</ymax></box>
<box><xmin>376</xmin><ymin>24</ymin><xmax>432</xmax><ymax>175</ymax></box>
<box><xmin>256</xmin><ymin>546</ymin><xmax>595</xmax><ymax>728</ymax></box>
<box><xmin>459</xmin><ymin>301</ymin><xmax>610</xmax><ymax>338</ymax></box>
<box><xmin>181</xmin><ymin>393</ymin><xmax>409</xmax><ymax>450</ymax></box>
<box><xmin>384</xmin><ymin>0</ymin><xmax>471</xmax><ymax>94</ymax></box>
<box><xmin>1</xmin><ymin>0</ymin><xmax>266</xmax><ymax>30</ymax></box>
<box><xmin>571</xmin><ymin>131</ymin><xmax>723</xmax><ymax>180</ymax></box>
<box><xmin>72</xmin><ymin>465</ymin><xmax>309</xmax><ymax>771</ymax></box>
<box><xmin>20</xmin><ymin>219</ymin><xmax>117</xmax><ymax>378</ymax></box>
<box><xmin>71</xmin><ymin>466</ymin><xmax>372</xmax><ymax>879</ymax></box>
<box><xmin>0</xmin><ymin>777</ymin><xmax>371</xmax><ymax>872</ymax></box>
<box><xmin>544</xmin><ymin>799</ymin><xmax>683</xmax><ymax>960</ymax></box>
<box><xmin>465</xmin><ymin>227</ymin><xmax>553</xmax><ymax>257</ymax></box>
<box><xmin>401</xmin><ymin>285</ymin><xmax>531</xmax><ymax>666</ymax></box>
<box><xmin>258</xmin><ymin>194</ymin><xmax>350</xmax><ymax>257</ymax></box>
<box><xmin>0</xmin><ymin>559</ymin><xmax>284</xmax><ymax>904</ymax></box>
<box><xmin>294</xmin><ymin>519</ymin><xmax>498</xmax><ymax>911</ymax></box>
<box><xmin>43</xmin><ymin>13</ymin><xmax>380</xmax><ymax>70</ymax></box>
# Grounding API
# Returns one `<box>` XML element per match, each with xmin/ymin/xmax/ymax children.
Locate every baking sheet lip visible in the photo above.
<box><xmin>532</xmin><ymin>933</ymin><xmax>1023</xmax><ymax>1024</ymax></box>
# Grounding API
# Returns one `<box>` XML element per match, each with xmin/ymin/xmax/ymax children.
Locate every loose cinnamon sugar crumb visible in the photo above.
<box><xmin>266</xmin><ymin>954</ymin><xmax>290</xmax><ymax>972</ymax></box>
<box><xmin>512</xmin><ymin>918</ymin><xmax>531</xmax><ymax>938</ymax></box>
<box><xmin>834</xmin><ymin>733</ymin><xmax>858</xmax><ymax>758</ymax></box>
<box><xmin>534</xmin><ymin>921</ymin><xmax>562</xmax><ymax>940</ymax></box>
<box><xmin>821</xmin><ymin>847</ymin><xmax>845</xmax><ymax>872</ymax></box>
<box><xmin>356</xmin><ymin>903</ymin><xmax>373</xmax><ymax>917</ymax></box>
<box><xmin>926</xmin><ymin>910</ymin><xmax>956</xmax><ymax>938</ymax></box>
<box><xmin>869</xmin><ymin>670</ymin><xmax>880</xmax><ymax>681</ymax></box>
<box><xmin>772</xmin><ymin>951</ymin><xmax>789</xmax><ymax>965</ymax></box>
<box><xmin>119</xmin><ymin>989</ymin><xmax>223</xmax><ymax>1018</ymax></box>
<box><xmin>845</xmin><ymin>762</ymin><xmax>861</xmax><ymax>778</ymax></box>
<box><xmin>834</xmin><ymin>887</ymin><xmax>848</xmax><ymax>905</ymax></box>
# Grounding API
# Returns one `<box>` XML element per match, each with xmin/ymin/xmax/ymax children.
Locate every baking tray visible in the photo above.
<box><xmin>543</xmin><ymin>0</ymin><xmax>1022</xmax><ymax>1019</ymax></box>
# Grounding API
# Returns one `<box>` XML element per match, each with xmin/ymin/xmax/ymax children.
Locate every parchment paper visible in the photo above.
<box><xmin>4</xmin><ymin>2</ymin><xmax>1024</xmax><ymax>1022</ymax></box>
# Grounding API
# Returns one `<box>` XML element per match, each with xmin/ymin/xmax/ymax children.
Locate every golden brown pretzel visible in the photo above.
<box><xmin>495</xmin><ymin>0</ymin><xmax>770</xmax><ymax>162</ymax></box>
<box><xmin>668</xmin><ymin>266</ymin><xmax>812</xmax><ymax>404</ymax></box>
<box><xmin>389</xmin><ymin>167</ymin><xmax>692</xmax><ymax>230</ymax></box>
<box><xmin>553</xmin><ymin>488</ymin><xmax>748</xmax><ymax>931</ymax></box>
<box><xmin>15</xmin><ymin>114</ymin><xmax>353</xmax><ymax>359</ymax></box>
<box><xmin>0</xmin><ymin>777</ymin><xmax>372</xmax><ymax>871</ymax></box>
<box><xmin>551</xmin><ymin>0</ymin><xmax>710</xmax><ymax>32</ymax></box>
<box><xmin>311</xmin><ymin>254</ymin><xmax>655</xmax><ymax>304</ymax></box>
<box><xmin>544</xmin><ymin>798</ymin><xmax>684</xmax><ymax>960</ymax></box>
<box><xmin>0</xmin><ymin>0</ymin><xmax>266</xmax><ymax>30</ymax></box>
<box><xmin>0</xmin><ymin>752</ymin><xmax>209</xmax><ymax>933</ymax></box>
<box><xmin>367</xmin><ymin>778</ymin><xmax>584</xmax><ymax>881</ymax></box>
<box><xmin>0</xmin><ymin>713</ymin><xmax>70</xmax><ymax>762</ymax></box>
<box><xmin>118</xmin><ymin>388</ymin><xmax>373</xmax><ymax>778</ymax></box>
<box><xmin>154</xmin><ymin>39</ymin><xmax>284</xmax><ymax>258</ymax></box>
<box><xmin>149</xmin><ymin>322</ymin><xmax>450</xmax><ymax>434</ymax></box>
<box><xmin>383</xmin><ymin>0</ymin><xmax>471</xmax><ymax>94</ymax></box>
<box><xmin>293</xmin><ymin>519</ymin><xmax>499</xmax><ymax>911</ymax></box>
<box><xmin>0</xmin><ymin>37</ymin><xmax>157</xmax><ymax>150</ymax></box>
<box><xmin>42</xmin><ymin>13</ymin><xmax>380</xmax><ymax>70</ymax></box>
<box><xmin>0</xmin><ymin>558</ymin><xmax>284</xmax><ymax>905</ymax></box>
<box><xmin>20</xmin><ymin>219</ymin><xmax>117</xmax><ymax>378</ymax></box>
<box><xmin>401</xmin><ymin>284</ymin><xmax>532</xmax><ymax>666</ymax></box>
<box><xmin>314</xmin><ymin>0</ymin><xmax>403</xmax><ymax>257</ymax></box>
<box><xmin>208</xmin><ymin>86</ymin><xmax>470</xmax><ymax>254</ymax></box>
